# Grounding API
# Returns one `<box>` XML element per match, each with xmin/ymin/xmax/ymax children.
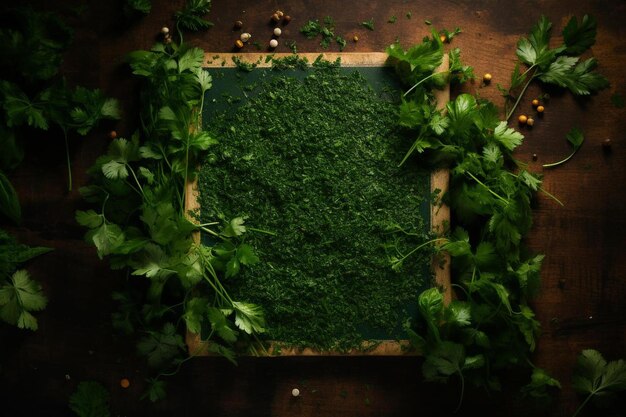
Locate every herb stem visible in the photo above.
<box><xmin>403</xmin><ymin>70</ymin><xmax>450</xmax><ymax>97</ymax></box>
<box><xmin>466</xmin><ymin>172</ymin><xmax>508</xmax><ymax>204</ymax></box>
<box><xmin>454</xmin><ymin>371</ymin><xmax>465</xmax><ymax>413</ymax></box>
<box><xmin>538</xmin><ymin>186</ymin><xmax>564</xmax><ymax>206</ymax></box>
<box><xmin>248</xmin><ymin>227</ymin><xmax>276</xmax><ymax>236</ymax></box>
<box><xmin>505</xmin><ymin>66</ymin><xmax>537</xmax><ymax>122</ymax></box>
<box><xmin>542</xmin><ymin>148</ymin><xmax>580</xmax><ymax>168</ymax></box>
<box><xmin>62</xmin><ymin>129</ymin><xmax>72</xmax><ymax>191</ymax></box>
<box><xmin>572</xmin><ymin>393</ymin><xmax>593</xmax><ymax>417</ymax></box>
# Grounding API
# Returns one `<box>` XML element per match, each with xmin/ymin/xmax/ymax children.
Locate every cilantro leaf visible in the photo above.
<box><xmin>178</xmin><ymin>47</ymin><xmax>204</xmax><ymax>73</ymax></box>
<box><xmin>175</xmin><ymin>0</ymin><xmax>213</xmax><ymax>31</ymax></box>
<box><xmin>137</xmin><ymin>322</ymin><xmax>185</xmax><ymax>368</ymax></box>
<box><xmin>386</xmin><ymin>35</ymin><xmax>444</xmax><ymax>86</ymax></box>
<box><xmin>221</xmin><ymin>217</ymin><xmax>247</xmax><ymax>237</ymax></box>
<box><xmin>521</xmin><ymin>367</ymin><xmax>561</xmax><ymax>405</ymax></box>
<box><xmin>572</xmin><ymin>349</ymin><xmax>626</xmax><ymax>413</ymax></box>
<box><xmin>124</xmin><ymin>0</ymin><xmax>152</xmax><ymax>17</ymax></box>
<box><xmin>0</xmin><ymin>81</ymin><xmax>48</xmax><ymax>129</ymax></box>
<box><xmin>142</xmin><ymin>378</ymin><xmax>167</xmax><ymax>403</ymax></box>
<box><xmin>69</xmin><ymin>381</ymin><xmax>111</xmax><ymax>417</ymax></box>
<box><xmin>0</xmin><ymin>229</ymin><xmax>52</xmax><ymax>278</ymax></box>
<box><xmin>563</xmin><ymin>14</ymin><xmax>597</xmax><ymax>55</ymax></box>
<box><xmin>0</xmin><ymin>270</ymin><xmax>47</xmax><ymax>330</ymax></box>
<box><xmin>231</xmin><ymin>301</ymin><xmax>265</xmax><ymax>334</ymax></box>
<box><xmin>492</xmin><ymin>121</ymin><xmax>524</xmax><ymax>151</ymax></box>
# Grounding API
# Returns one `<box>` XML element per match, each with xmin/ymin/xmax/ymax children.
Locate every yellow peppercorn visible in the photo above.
<box><xmin>518</xmin><ymin>115</ymin><xmax>528</xmax><ymax>124</ymax></box>
<box><xmin>353</xmin><ymin>35</ymin><xmax>359</xmax><ymax>42</ymax></box>
<box><xmin>536</xmin><ymin>105</ymin><xmax>545</xmax><ymax>113</ymax></box>
<box><xmin>526</xmin><ymin>117</ymin><xmax>535</xmax><ymax>126</ymax></box>
<box><xmin>440</xmin><ymin>34</ymin><xmax>447</xmax><ymax>43</ymax></box>
<box><xmin>235</xmin><ymin>39</ymin><xmax>244</xmax><ymax>48</ymax></box>
<box><xmin>271</xmin><ymin>13</ymin><xmax>281</xmax><ymax>22</ymax></box>
<box><xmin>120</xmin><ymin>378</ymin><xmax>130</xmax><ymax>389</ymax></box>
<box><xmin>531</xmin><ymin>99</ymin><xmax>539</xmax><ymax>107</ymax></box>
<box><xmin>483</xmin><ymin>73</ymin><xmax>492</xmax><ymax>83</ymax></box>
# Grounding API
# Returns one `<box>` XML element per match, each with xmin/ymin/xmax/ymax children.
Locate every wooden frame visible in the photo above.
<box><xmin>185</xmin><ymin>53</ymin><xmax>450</xmax><ymax>356</ymax></box>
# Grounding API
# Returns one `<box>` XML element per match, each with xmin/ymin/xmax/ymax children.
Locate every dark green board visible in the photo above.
<box><xmin>198</xmin><ymin>64</ymin><xmax>432</xmax><ymax>344</ymax></box>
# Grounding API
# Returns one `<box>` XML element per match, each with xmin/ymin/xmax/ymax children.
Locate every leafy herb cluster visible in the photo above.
<box><xmin>385</xmin><ymin>18</ymin><xmax>606</xmax><ymax>409</ymax></box>
<box><xmin>78</xmin><ymin>42</ymin><xmax>265</xmax><ymax>400</ymax></box>
<box><xmin>300</xmin><ymin>17</ymin><xmax>347</xmax><ymax>51</ymax></box>
<box><xmin>198</xmin><ymin>65</ymin><xmax>433</xmax><ymax>351</ymax></box>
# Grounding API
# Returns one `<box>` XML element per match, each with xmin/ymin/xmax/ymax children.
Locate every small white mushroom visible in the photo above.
<box><xmin>240</xmin><ymin>32</ymin><xmax>252</xmax><ymax>43</ymax></box>
<box><xmin>291</xmin><ymin>388</ymin><xmax>300</xmax><ymax>397</ymax></box>
<box><xmin>273</xmin><ymin>27</ymin><xmax>282</xmax><ymax>37</ymax></box>
<box><xmin>269</xmin><ymin>39</ymin><xmax>279</xmax><ymax>48</ymax></box>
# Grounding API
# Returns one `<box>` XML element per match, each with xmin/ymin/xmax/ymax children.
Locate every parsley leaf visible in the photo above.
<box><xmin>232</xmin><ymin>301</ymin><xmax>266</xmax><ymax>334</ymax></box>
<box><xmin>175</xmin><ymin>0</ymin><xmax>213</xmax><ymax>31</ymax></box>
<box><xmin>137</xmin><ymin>322</ymin><xmax>186</xmax><ymax>368</ymax></box>
<box><xmin>69</xmin><ymin>381</ymin><xmax>111</xmax><ymax>417</ymax></box>
<box><xmin>572</xmin><ymin>349</ymin><xmax>626</xmax><ymax>415</ymax></box>
<box><xmin>0</xmin><ymin>270</ymin><xmax>48</xmax><ymax>331</ymax></box>
<box><xmin>492</xmin><ymin>121</ymin><xmax>524</xmax><ymax>151</ymax></box>
<box><xmin>563</xmin><ymin>14</ymin><xmax>597</xmax><ymax>55</ymax></box>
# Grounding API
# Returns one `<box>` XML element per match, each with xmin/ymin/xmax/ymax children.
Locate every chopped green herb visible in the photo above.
<box><xmin>300</xmin><ymin>17</ymin><xmax>345</xmax><ymax>50</ymax></box>
<box><xmin>287</xmin><ymin>40</ymin><xmax>298</xmax><ymax>54</ymax></box>
<box><xmin>388</xmin><ymin>16</ymin><xmax>397</xmax><ymax>24</ymax></box>
<box><xmin>406</xmin><ymin>12</ymin><xmax>412</xmax><ymax>19</ymax></box>
<box><xmin>199</xmin><ymin>66</ymin><xmax>432</xmax><ymax>351</ymax></box>
<box><xmin>361</xmin><ymin>18</ymin><xmax>375</xmax><ymax>31</ymax></box>
<box><xmin>424</xmin><ymin>19</ymin><xmax>432</xmax><ymax>25</ymax></box>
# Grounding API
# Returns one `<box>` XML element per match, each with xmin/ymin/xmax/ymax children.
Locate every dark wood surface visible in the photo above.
<box><xmin>1</xmin><ymin>1</ymin><xmax>625</xmax><ymax>416</ymax></box>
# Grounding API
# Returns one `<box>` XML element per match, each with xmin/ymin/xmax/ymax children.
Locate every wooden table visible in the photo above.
<box><xmin>1</xmin><ymin>1</ymin><xmax>625</xmax><ymax>416</ymax></box>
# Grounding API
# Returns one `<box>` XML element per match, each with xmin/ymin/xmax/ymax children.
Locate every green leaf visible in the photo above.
<box><xmin>178</xmin><ymin>47</ymin><xmax>205</xmax><ymax>73</ymax></box>
<box><xmin>232</xmin><ymin>301</ymin><xmax>265</xmax><ymax>334</ymax></box>
<box><xmin>563</xmin><ymin>14</ymin><xmax>597</xmax><ymax>55</ymax></box>
<box><xmin>0</xmin><ymin>81</ymin><xmax>48</xmax><ymax>129</ymax></box>
<box><xmin>518</xmin><ymin>171</ymin><xmax>542</xmax><ymax>191</ymax></box>
<box><xmin>225</xmin><ymin>256</ymin><xmax>240</xmax><ymax>278</ymax></box>
<box><xmin>521</xmin><ymin>367</ymin><xmax>561</xmax><ymax>402</ymax></box>
<box><xmin>446</xmin><ymin>93</ymin><xmax>477</xmax><ymax>137</ymax></box>
<box><xmin>221</xmin><ymin>217</ymin><xmax>246</xmax><ymax>237</ymax></box>
<box><xmin>196</xmin><ymin>69</ymin><xmax>212</xmax><ymax>93</ymax></box>
<box><xmin>100</xmin><ymin>98</ymin><xmax>121</xmax><ymax>119</ymax></box>
<box><xmin>0</xmin><ymin>229</ymin><xmax>52</xmax><ymax>278</ymax></box>
<box><xmin>142</xmin><ymin>378</ymin><xmax>167</xmax><ymax>403</ymax></box>
<box><xmin>0</xmin><ymin>270</ymin><xmax>47</xmax><ymax>330</ymax></box>
<box><xmin>0</xmin><ymin>171</ymin><xmax>21</xmax><ymax>224</ymax></box>
<box><xmin>417</xmin><ymin>287</ymin><xmax>444</xmax><ymax>323</ymax></box>
<box><xmin>207</xmin><ymin>307</ymin><xmax>238</xmax><ymax>343</ymax></box>
<box><xmin>175</xmin><ymin>0</ymin><xmax>213</xmax><ymax>31</ymax></box>
<box><xmin>69</xmin><ymin>381</ymin><xmax>111</xmax><ymax>417</ymax></box>
<box><xmin>493</xmin><ymin>121</ymin><xmax>523</xmax><ymax>151</ymax></box>
<box><xmin>75</xmin><ymin>210</ymin><xmax>104</xmax><ymax>229</ymax></box>
<box><xmin>125</xmin><ymin>0</ymin><xmax>152</xmax><ymax>16</ymax></box>
<box><xmin>90</xmin><ymin>223</ymin><xmax>125</xmax><ymax>259</ymax></box>
<box><xmin>132</xmin><ymin>243</ymin><xmax>174</xmax><ymax>279</ymax></box>
<box><xmin>567</xmin><ymin>127</ymin><xmax>585</xmax><ymax>149</ymax></box>
<box><xmin>423</xmin><ymin>341</ymin><xmax>464</xmax><ymax>381</ymax></box>
<box><xmin>136</xmin><ymin>322</ymin><xmax>185</xmax><ymax>368</ymax></box>
<box><xmin>446</xmin><ymin>301</ymin><xmax>471</xmax><ymax>327</ymax></box>
<box><xmin>237</xmin><ymin>244</ymin><xmax>259</xmax><ymax>266</ymax></box>
<box><xmin>516</xmin><ymin>38</ymin><xmax>536</xmax><ymax>66</ymax></box>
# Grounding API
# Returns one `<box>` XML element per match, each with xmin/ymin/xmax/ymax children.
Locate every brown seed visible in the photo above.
<box><xmin>532</xmin><ymin>153</ymin><xmax>538</xmax><ymax>161</ymax></box>
<box><xmin>233</xmin><ymin>20</ymin><xmax>243</xmax><ymax>29</ymax></box>
<box><xmin>271</xmin><ymin>13</ymin><xmax>281</xmax><ymax>22</ymax></box>
<box><xmin>275</xmin><ymin>10</ymin><xmax>284</xmax><ymax>18</ymax></box>
<box><xmin>482</xmin><ymin>73</ymin><xmax>492</xmax><ymax>83</ymax></box>
<box><xmin>518</xmin><ymin>115</ymin><xmax>528</xmax><ymax>124</ymax></box>
<box><xmin>536</xmin><ymin>105</ymin><xmax>545</xmax><ymax>113</ymax></box>
<box><xmin>353</xmin><ymin>35</ymin><xmax>359</xmax><ymax>42</ymax></box>
<box><xmin>235</xmin><ymin>39</ymin><xmax>244</xmax><ymax>48</ymax></box>
<box><xmin>526</xmin><ymin>117</ymin><xmax>535</xmax><ymax>127</ymax></box>
<box><xmin>109</xmin><ymin>130</ymin><xmax>117</xmax><ymax>139</ymax></box>
<box><xmin>120</xmin><ymin>378</ymin><xmax>130</xmax><ymax>389</ymax></box>
<box><xmin>283</xmin><ymin>15</ymin><xmax>292</xmax><ymax>24</ymax></box>
<box><xmin>531</xmin><ymin>99</ymin><xmax>539</xmax><ymax>107</ymax></box>
<box><xmin>602</xmin><ymin>138</ymin><xmax>612</xmax><ymax>149</ymax></box>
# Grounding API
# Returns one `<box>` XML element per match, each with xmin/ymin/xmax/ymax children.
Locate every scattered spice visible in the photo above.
<box><xmin>388</xmin><ymin>16</ymin><xmax>397</xmax><ymax>24</ymax></box>
<box><xmin>526</xmin><ymin>117</ymin><xmax>535</xmax><ymax>126</ymax></box>
<box><xmin>537</xmin><ymin>105</ymin><xmax>545</xmax><ymax>113</ymax></box>
<box><xmin>269</xmin><ymin>39</ymin><xmax>278</xmax><ymax>48</ymax></box>
<box><xmin>108</xmin><ymin>130</ymin><xmax>117</xmax><ymax>139</ymax></box>
<box><xmin>120</xmin><ymin>378</ymin><xmax>130</xmax><ymax>389</ymax></box>
<box><xmin>532</xmin><ymin>98</ymin><xmax>540</xmax><ymax>107</ymax></box>
<box><xmin>483</xmin><ymin>73</ymin><xmax>492</xmax><ymax>83</ymax></box>
<box><xmin>518</xmin><ymin>114</ymin><xmax>528</xmax><ymax>124</ymax></box>
<box><xmin>233</xmin><ymin>20</ymin><xmax>243</xmax><ymax>30</ymax></box>
<box><xmin>234</xmin><ymin>39</ymin><xmax>244</xmax><ymax>49</ymax></box>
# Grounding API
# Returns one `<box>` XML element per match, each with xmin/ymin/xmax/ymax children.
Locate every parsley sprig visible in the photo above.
<box><xmin>78</xmin><ymin>41</ymin><xmax>266</xmax><ymax>400</ymax></box>
<box><xmin>500</xmin><ymin>15</ymin><xmax>609</xmax><ymax>121</ymax></box>
<box><xmin>385</xmin><ymin>20</ymin><xmax>607</xmax><ymax>409</ymax></box>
